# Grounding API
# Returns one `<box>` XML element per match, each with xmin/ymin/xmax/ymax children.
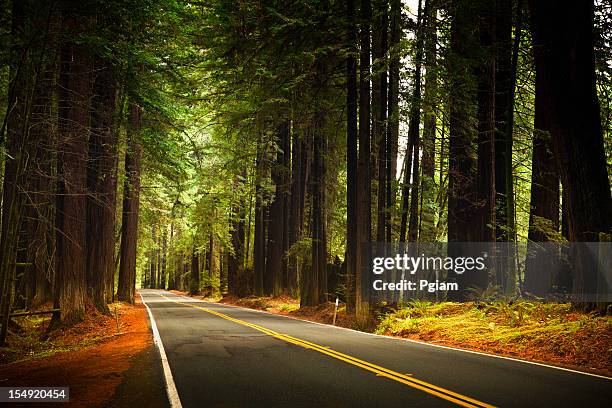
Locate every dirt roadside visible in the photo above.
<box><xmin>0</xmin><ymin>296</ymin><xmax>164</xmax><ymax>408</ymax></box>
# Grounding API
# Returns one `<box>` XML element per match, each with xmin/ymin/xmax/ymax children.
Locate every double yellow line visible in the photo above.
<box><xmin>159</xmin><ymin>294</ymin><xmax>495</xmax><ymax>408</ymax></box>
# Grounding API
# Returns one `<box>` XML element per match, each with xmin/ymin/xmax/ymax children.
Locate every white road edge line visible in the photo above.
<box><xmin>139</xmin><ymin>291</ymin><xmax>183</xmax><ymax>408</ymax></box>
<box><xmin>166</xmin><ymin>291</ymin><xmax>612</xmax><ymax>381</ymax></box>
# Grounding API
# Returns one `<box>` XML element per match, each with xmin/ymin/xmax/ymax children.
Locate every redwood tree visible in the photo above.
<box><xmin>117</xmin><ymin>103</ymin><xmax>142</xmax><ymax>304</ymax></box>
<box><xmin>86</xmin><ymin>58</ymin><xmax>118</xmax><ymax>313</ymax></box>
<box><xmin>529</xmin><ymin>0</ymin><xmax>611</xmax><ymax>309</ymax></box>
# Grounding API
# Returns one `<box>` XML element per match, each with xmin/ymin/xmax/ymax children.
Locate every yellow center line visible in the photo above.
<box><xmin>158</xmin><ymin>293</ymin><xmax>496</xmax><ymax>408</ymax></box>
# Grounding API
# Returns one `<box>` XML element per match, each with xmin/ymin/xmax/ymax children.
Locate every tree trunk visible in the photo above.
<box><xmin>266</xmin><ymin>122</ymin><xmax>289</xmax><ymax>296</ymax></box>
<box><xmin>476</xmin><ymin>0</ymin><xmax>496</xmax><ymax>244</ymax></box>
<box><xmin>494</xmin><ymin>0</ymin><xmax>521</xmax><ymax>294</ymax></box>
<box><xmin>253</xmin><ymin>142</ymin><xmax>266</xmax><ymax>296</ymax></box>
<box><xmin>150</xmin><ymin>227</ymin><xmax>158</xmax><ymax>289</ymax></box>
<box><xmin>345</xmin><ymin>0</ymin><xmax>358</xmax><ymax>311</ymax></box>
<box><xmin>374</xmin><ymin>0</ymin><xmax>389</xmax><ymax>244</ymax></box>
<box><xmin>161</xmin><ymin>227</ymin><xmax>167</xmax><ymax>289</ymax></box>
<box><xmin>315</xmin><ymin>111</ymin><xmax>328</xmax><ymax>305</ymax></box>
<box><xmin>229</xmin><ymin>174</ymin><xmax>246</xmax><ymax>296</ymax></box>
<box><xmin>419</xmin><ymin>0</ymin><xmax>438</xmax><ymax>243</ymax></box>
<box><xmin>303</xmin><ymin>113</ymin><xmax>328</xmax><ymax>307</ymax></box>
<box><xmin>407</xmin><ymin>0</ymin><xmax>425</xmax><ymax>243</ymax></box>
<box><xmin>287</xmin><ymin>126</ymin><xmax>302</xmax><ymax>298</ymax></box>
<box><xmin>117</xmin><ymin>103</ymin><xmax>142</xmax><ymax>304</ymax></box>
<box><xmin>86</xmin><ymin>58</ymin><xmax>117</xmax><ymax>313</ymax></box>
<box><xmin>494</xmin><ymin>0</ymin><xmax>517</xmax><ymax>243</ymax></box>
<box><xmin>447</xmin><ymin>0</ymin><xmax>485</xmax><ymax>300</ymax></box>
<box><xmin>529</xmin><ymin>0</ymin><xmax>611</xmax><ymax>309</ymax></box>
<box><xmin>356</xmin><ymin>0</ymin><xmax>372</xmax><ymax>326</ymax></box>
<box><xmin>282</xmin><ymin>123</ymin><xmax>291</xmax><ymax>293</ymax></box>
<box><xmin>54</xmin><ymin>32</ymin><xmax>91</xmax><ymax>325</ymax></box>
<box><xmin>386</xmin><ymin>0</ymin><xmax>401</xmax><ymax>243</ymax></box>
<box><xmin>190</xmin><ymin>246</ymin><xmax>200</xmax><ymax>295</ymax></box>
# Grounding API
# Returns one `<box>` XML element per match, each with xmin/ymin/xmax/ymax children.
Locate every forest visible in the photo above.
<box><xmin>0</xmin><ymin>0</ymin><xmax>611</xmax><ymax>349</ymax></box>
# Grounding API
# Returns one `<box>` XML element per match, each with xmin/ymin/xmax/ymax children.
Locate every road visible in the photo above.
<box><xmin>139</xmin><ymin>290</ymin><xmax>611</xmax><ymax>408</ymax></box>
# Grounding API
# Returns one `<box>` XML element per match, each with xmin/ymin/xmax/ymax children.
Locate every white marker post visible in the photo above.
<box><xmin>332</xmin><ymin>297</ymin><xmax>339</xmax><ymax>326</ymax></box>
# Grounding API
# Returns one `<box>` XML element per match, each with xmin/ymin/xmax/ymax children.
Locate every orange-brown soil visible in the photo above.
<box><xmin>0</xmin><ymin>297</ymin><xmax>153</xmax><ymax>407</ymax></box>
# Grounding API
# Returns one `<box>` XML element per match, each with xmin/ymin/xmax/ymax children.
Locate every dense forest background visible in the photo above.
<box><xmin>0</xmin><ymin>0</ymin><xmax>610</xmax><ymax>343</ymax></box>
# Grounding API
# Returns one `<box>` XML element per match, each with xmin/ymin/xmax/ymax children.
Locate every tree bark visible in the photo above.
<box><xmin>529</xmin><ymin>0</ymin><xmax>611</xmax><ymax>308</ymax></box>
<box><xmin>86</xmin><ymin>58</ymin><xmax>117</xmax><ymax>313</ymax></box>
<box><xmin>476</xmin><ymin>0</ymin><xmax>496</xmax><ymax>243</ymax></box>
<box><xmin>161</xmin><ymin>227</ymin><xmax>167</xmax><ymax>289</ymax></box>
<box><xmin>345</xmin><ymin>0</ymin><xmax>358</xmax><ymax>311</ymax></box>
<box><xmin>419</xmin><ymin>0</ymin><xmax>438</xmax><ymax>243</ymax></box>
<box><xmin>190</xmin><ymin>246</ymin><xmax>200</xmax><ymax>295</ymax></box>
<box><xmin>228</xmin><ymin>173</ymin><xmax>246</xmax><ymax>296</ymax></box>
<box><xmin>494</xmin><ymin>0</ymin><xmax>517</xmax><ymax>243</ymax></box>
<box><xmin>407</xmin><ymin>0</ymin><xmax>425</xmax><ymax>243</ymax></box>
<box><xmin>149</xmin><ymin>226</ymin><xmax>157</xmax><ymax>289</ymax></box>
<box><xmin>303</xmin><ymin>113</ymin><xmax>328</xmax><ymax>307</ymax></box>
<box><xmin>266</xmin><ymin>122</ymin><xmax>289</xmax><ymax>296</ymax></box>
<box><xmin>117</xmin><ymin>103</ymin><xmax>142</xmax><ymax>304</ymax></box>
<box><xmin>386</xmin><ymin>0</ymin><xmax>401</xmax><ymax>243</ymax></box>
<box><xmin>374</xmin><ymin>0</ymin><xmax>389</xmax><ymax>244</ymax></box>
<box><xmin>356</xmin><ymin>0</ymin><xmax>372</xmax><ymax>326</ymax></box>
<box><xmin>254</xmin><ymin>141</ymin><xmax>267</xmax><ymax>296</ymax></box>
<box><xmin>447</xmin><ymin>0</ymin><xmax>487</xmax><ymax>300</ymax></box>
<box><xmin>287</xmin><ymin>126</ymin><xmax>302</xmax><ymax>298</ymax></box>
<box><xmin>54</xmin><ymin>32</ymin><xmax>91</xmax><ymax>325</ymax></box>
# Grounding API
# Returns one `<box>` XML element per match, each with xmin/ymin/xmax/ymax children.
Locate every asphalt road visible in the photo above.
<box><xmin>139</xmin><ymin>290</ymin><xmax>611</xmax><ymax>408</ymax></box>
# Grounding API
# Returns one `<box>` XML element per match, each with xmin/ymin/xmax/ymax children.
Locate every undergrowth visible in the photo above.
<box><xmin>375</xmin><ymin>300</ymin><xmax>611</xmax><ymax>373</ymax></box>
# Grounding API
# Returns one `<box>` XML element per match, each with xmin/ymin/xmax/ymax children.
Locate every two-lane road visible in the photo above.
<box><xmin>140</xmin><ymin>290</ymin><xmax>611</xmax><ymax>407</ymax></box>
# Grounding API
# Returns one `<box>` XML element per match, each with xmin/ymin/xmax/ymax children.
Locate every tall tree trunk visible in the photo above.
<box><xmin>282</xmin><ymin>123</ymin><xmax>291</xmax><ymax>293</ymax></box>
<box><xmin>399</xmin><ymin>137</ymin><xmax>414</xmax><ymax>243</ymax></box>
<box><xmin>345</xmin><ymin>0</ymin><xmax>358</xmax><ymax>311</ymax></box>
<box><xmin>24</xmin><ymin>8</ymin><xmax>58</xmax><ymax>309</ymax></box>
<box><xmin>315</xmin><ymin>111</ymin><xmax>328</xmax><ymax>305</ymax></box>
<box><xmin>386</xmin><ymin>0</ymin><xmax>401</xmax><ymax>242</ymax></box>
<box><xmin>54</xmin><ymin>31</ymin><xmax>91</xmax><ymax>325</ymax></box>
<box><xmin>303</xmin><ymin>114</ymin><xmax>327</xmax><ymax>307</ymax></box>
<box><xmin>228</xmin><ymin>174</ymin><xmax>246</xmax><ymax>296</ymax></box>
<box><xmin>448</xmin><ymin>0</ymin><xmax>478</xmax><ymax>244</ymax></box>
<box><xmin>407</xmin><ymin>0</ymin><xmax>425</xmax><ymax>243</ymax></box>
<box><xmin>494</xmin><ymin>0</ymin><xmax>521</xmax><ymax>294</ymax></box>
<box><xmin>208</xmin><ymin>233</ymin><xmax>217</xmax><ymax>294</ymax></box>
<box><xmin>494</xmin><ymin>0</ymin><xmax>517</xmax><ymax>243</ymax></box>
<box><xmin>523</xmin><ymin>11</ymin><xmax>561</xmax><ymax>296</ymax></box>
<box><xmin>254</xmin><ymin>142</ymin><xmax>266</xmax><ymax>296</ymax></box>
<box><xmin>117</xmin><ymin>103</ymin><xmax>142</xmax><ymax>304</ymax></box>
<box><xmin>529</xmin><ymin>0</ymin><xmax>611</xmax><ymax>309</ymax></box>
<box><xmin>447</xmin><ymin>0</ymin><xmax>485</xmax><ymax>300</ymax></box>
<box><xmin>356</xmin><ymin>0</ymin><xmax>372</xmax><ymax>326</ymax></box>
<box><xmin>156</xmin><ymin>231</ymin><xmax>162</xmax><ymax>288</ymax></box>
<box><xmin>149</xmin><ymin>226</ymin><xmax>157</xmax><ymax>289</ymax></box>
<box><xmin>267</xmin><ymin>122</ymin><xmax>288</xmax><ymax>296</ymax></box>
<box><xmin>374</xmin><ymin>0</ymin><xmax>389</xmax><ymax>243</ymax></box>
<box><xmin>161</xmin><ymin>227</ymin><xmax>167</xmax><ymax>289</ymax></box>
<box><xmin>476</xmin><ymin>0</ymin><xmax>496</xmax><ymax>243</ymax></box>
<box><xmin>86</xmin><ymin>58</ymin><xmax>117</xmax><ymax>313</ymax></box>
<box><xmin>287</xmin><ymin>126</ymin><xmax>302</xmax><ymax>298</ymax></box>
<box><xmin>419</xmin><ymin>0</ymin><xmax>438</xmax><ymax>243</ymax></box>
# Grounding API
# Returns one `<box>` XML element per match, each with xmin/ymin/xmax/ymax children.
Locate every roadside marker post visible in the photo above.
<box><xmin>332</xmin><ymin>297</ymin><xmax>339</xmax><ymax>326</ymax></box>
